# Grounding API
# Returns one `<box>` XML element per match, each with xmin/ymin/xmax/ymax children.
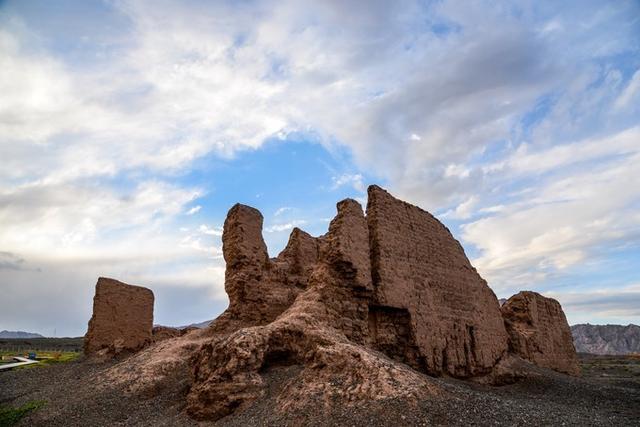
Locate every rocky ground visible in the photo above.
<box><xmin>1</xmin><ymin>354</ymin><xmax>638</xmax><ymax>426</ymax></box>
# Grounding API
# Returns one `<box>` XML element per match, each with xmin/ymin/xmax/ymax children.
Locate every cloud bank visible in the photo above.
<box><xmin>0</xmin><ymin>0</ymin><xmax>638</xmax><ymax>334</ymax></box>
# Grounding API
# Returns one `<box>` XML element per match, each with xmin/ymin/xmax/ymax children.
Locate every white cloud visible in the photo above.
<box><xmin>498</xmin><ymin>126</ymin><xmax>640</xmax><ymax>177</ymax></box>
<box><xmin>0</xmin><ymin>30</ymin><xmax>82</xmax><ymax>143</ymax></box>
<box><xmin>179</xmin><ymin>233</ymin><xmax>222</xmax><ymax>257</ymax></box>
<box><xmin>274</xmin><ymin>206</ymin><xmax>292</xmax><ymax>217</ymax></box>
<box><xmin>614</xmin><ymin>69</ymin><xmax>640</xmax><ymax>110</ymax></box>
<box><xmin>479</xmin><ymin>205</ymin><xmax>505</xmax><ymax>214</ymax></box>
<box><xmin>265</xmin><ymin>220</ymin><xmax>307</xmax><ymax>233</ymax></box>
<box><xmin>198</xmin><ymin>224</ymin><xmax>223</xmax><ymax>237</ymax></box>
<box><xmin>1</xmin><ymin>0</ymin><xmax>639</xmax><ymax>332</ymax></box>
<box><xmin>2</xmin><ymin>1</ymin><xmax>637</xmax><ymax>209</ymax></box>
<box><xmin>0</xmin><ymin>180</ymin><xmax>202</xmax><ymax>258</ymax></box>
<box><xmin>461</xmin><ymin>128</ymin><xmax>640</xmax><ymax>292</ymax></box>
<box><xmin>332</xmin><ymin>174</ymin><xmax>366</xmax><ymax>193</ymax></box>
<box><xmin>545</xmin><ymin>284</ymin><xmax>640</xmax><ymax>325</ymax></box>
<box><xmin>444</xmin><ymin>164</ymin><xmax>471</xmax><ymax>180</ymax></box>
<box><xmin>442</xmin><ymin>196</ymin><xmax>478</xmax><ymax>220</ymax></box>
<box><xmin>186</xmin><ymin>205</ymin><xmax>202</xmax><ymax>215</ymax></box>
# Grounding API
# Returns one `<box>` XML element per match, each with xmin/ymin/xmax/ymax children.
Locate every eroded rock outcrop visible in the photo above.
<box><xmin>187</xmin><ymin>199</ymin><xmax>418</xmax><ymax>420</ymax></box>
<box><xmin>85</xmin><ymin>277</ymin><xmax>154</xmax><ymax>356</ymax></box>
<box><xmin>366</xmin><ymin>185</ymin><xmax>509</xmax><ymax>377</ymax></box>
<box><xmin>501</xmin><ymin>291</ymin><xmax>580</xmax><ymax>375</ymax></box>
<box><xmin>186</xmin><ymin>186</ymin><xmax>585</xmax><ymax>420</ymax></box>
<box><xmin>208</xmin><ymin>205</ymin><xmax>320</xmax><ymax>335</ymax></box>
<box><xmin>152</xmin><ymin>326</ymin><xmax>192</xmax><ymax>342</ymax></box>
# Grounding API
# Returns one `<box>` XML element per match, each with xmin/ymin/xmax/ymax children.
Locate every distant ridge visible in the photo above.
<box><xmin>571</xmin><ymin>324</ymin><xmax>640</xmax><ymax>355</ymax></box>
<box><xmin>153</xmin><ymin>320</ymin><xmax>212</xmax><ymax>330</ymax></box>
<box><xmin>0</xmin><ymin>330</ymin><xmax>45</xmax><ymax>339</ymax></box>
<box><xmin>179</xmin><ymin>319</ymin><xmax>211</xmax><ymax>329</ymax></box>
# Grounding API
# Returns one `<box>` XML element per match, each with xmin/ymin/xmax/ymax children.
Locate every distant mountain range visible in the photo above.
<box><xmin>155</xmin><ymin>320</ymin><xmax>213</xmax><ymax>330</ymax></box>
<box><xmin>178</xmin><ymin>320</ymin><xmax>212</xmax><ymax>329</ymax></box>
<box><xmin>571</xmin><ymin>324</ymin><xmax>640</xmax><ymax>355</ymax></box>
<box><xmin>0</xmin><ymin>330</ymin><xmax>44</xmax><ymax>339</ymax></box>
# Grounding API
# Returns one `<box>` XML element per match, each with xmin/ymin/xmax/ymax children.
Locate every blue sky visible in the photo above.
<box><xmin>0</xmin><ymin>0</ymin><xmax>639</xmax><ymax>336</ymax></box>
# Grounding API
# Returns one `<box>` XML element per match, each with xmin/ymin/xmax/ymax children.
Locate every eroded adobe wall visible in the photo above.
<box><xmin>501</xmin><ymin>291</ymin><xmax>580</xmax><ymax>376</ymax></box>
<box><xmin>218</xmin><ymin>204</ymin><xmax>320</xmax><ymax>330</ymax></box>
<box><xmin>366</xmin><ymin>185</ymin><xmax>509</xmax><ymax>377</ymax></box>
<box><xmin>84</xmin><ymin>277</ymin><xmax>154</xmax><ymax>356</ymax></box>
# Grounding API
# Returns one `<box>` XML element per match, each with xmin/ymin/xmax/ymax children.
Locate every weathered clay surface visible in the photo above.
<box><xmin>501</xmin><ymin>291</ymin><xmax>580</xmax><ymax>376</ymax></box>
<box><xmin>209</xmin><ymin>204</ymin><xmax>320</xmax><ymax>335</ymax></box>
<box><xmin>152</xmin><ymin>326</ymin><xmax>190</xmax><ymax>342</ymax></box>
<box><xmin>221</xmin><ymin>204</ymin><xmax>270</xmax><ymax>323</ymax></box>
<box><xmin>187</xmin><ymin>199</ymin><xmax>439</xmax><ymax>420</ymax></box>
<box><xmin>97</xmin><ymin>327</ymin><xmax>211</xmax><ymax>398</ymax></box>
<box><xmin>84</xmin><ymin>277</ymin><xmax>154</xmax><ymax>356</ymax></box>
<box><xmin>366</xmin><ymin>185</ymin><xmax>509</xmax><ymax>377</ymax></box>
<box><xmin>275</xmin><ymin>227</ymin><xmax>319</xmax><ymax>285</ymax></box>
<box><xmin>314</xmin><ymin>199</ymin><xmax>372</xmax><ymax>344</ymax></box>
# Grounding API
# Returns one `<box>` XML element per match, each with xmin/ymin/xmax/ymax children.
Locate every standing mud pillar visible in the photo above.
<box><xmin>84</xmin><ymin>277</ymin><xmax>154</xmax><ymax>357</ymax></box>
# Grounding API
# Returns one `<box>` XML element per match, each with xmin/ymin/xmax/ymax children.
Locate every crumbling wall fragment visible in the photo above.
<box><xmin>501</xmin><ymin>291</ymin><xmax>580</xmax><ymax>375</ymax></box>
<box><xmin>366</xmin><ymin>185</ymin><xmax>509</xmax><ymax>377</ymax></box>
<box><xmin>211</xmin><ymin>204</ymin><xmax>319</xmax><ymax>334</ymax></box>
<box><xmin>182</xmin><ymin>185</ymin><xmax>580</xmax><ymax>421</ymax></box>
<box><xmin>84</xmin><ymin>277</ymin><xmax>154</xmax><ymax>356</ymax></box>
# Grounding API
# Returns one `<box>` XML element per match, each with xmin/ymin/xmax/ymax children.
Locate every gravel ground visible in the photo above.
<box><xmin>1</xmin><ymin>355</ymin><xmax>638</xmax><ymax>426</ymax></box>
<box><xmin>0</xmin><ymin>358</ymin><xmax>195</xmax><ymax>427</ymax></box>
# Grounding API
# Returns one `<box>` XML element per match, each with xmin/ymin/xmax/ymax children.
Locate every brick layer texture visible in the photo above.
<box><xmin>84</xmin><ymin>277</ymin><xmax>154</xmax><ymax>356</ymax></box>
<box><xmin>501</xmin><ymin>291</ymin><xmax>580</xmax><ymax>375</ymax></box>
<box><xmin>366</xmin><ymin>185</ymin><xmax>509</xmax><ymax>377</ymax></box>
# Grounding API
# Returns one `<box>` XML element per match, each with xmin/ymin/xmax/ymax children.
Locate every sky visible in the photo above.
<box><xmin>0</xmin><ymin>0</ymin><xmax>639</xmax><ymax>337</ymax></box>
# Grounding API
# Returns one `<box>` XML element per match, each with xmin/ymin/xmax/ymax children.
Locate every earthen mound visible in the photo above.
<box><xmin>152</xmin><ymin>325</ymin><xmax>189</xmax><ymax>342</ymax></box>
<box><xmin>501</xmin><ymin>291</ymin><xmax>580</xmax><ymax>375</ymax></box>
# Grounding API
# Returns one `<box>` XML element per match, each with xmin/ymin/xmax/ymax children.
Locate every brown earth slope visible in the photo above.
<box><xmin>1</xmin><ymin>352</ymin><xmax>639</xmax><ymax>426</ymax></box>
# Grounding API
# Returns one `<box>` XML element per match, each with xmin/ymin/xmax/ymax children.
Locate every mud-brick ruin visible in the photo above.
<box><xmin>85</xmin><ymin>277</ymin><xmax>154</xmax><ymax>356</ymax></box>
<box><xmin>85</xmin><ymin>185</ymin><xmax>580</xmax><ymax>420</ymax></box>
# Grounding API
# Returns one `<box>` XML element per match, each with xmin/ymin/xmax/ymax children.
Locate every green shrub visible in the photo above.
<box><xmin>0</xmin><ymin>401</ymin><xmax>45</xmax><ymax>427</ymax></box>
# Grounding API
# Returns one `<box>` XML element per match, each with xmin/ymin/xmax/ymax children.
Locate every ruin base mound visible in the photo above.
<box><xmin>88</xmin><ymin>185</ymin><xmax>579</xmax><ymax>421</ymax></box>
